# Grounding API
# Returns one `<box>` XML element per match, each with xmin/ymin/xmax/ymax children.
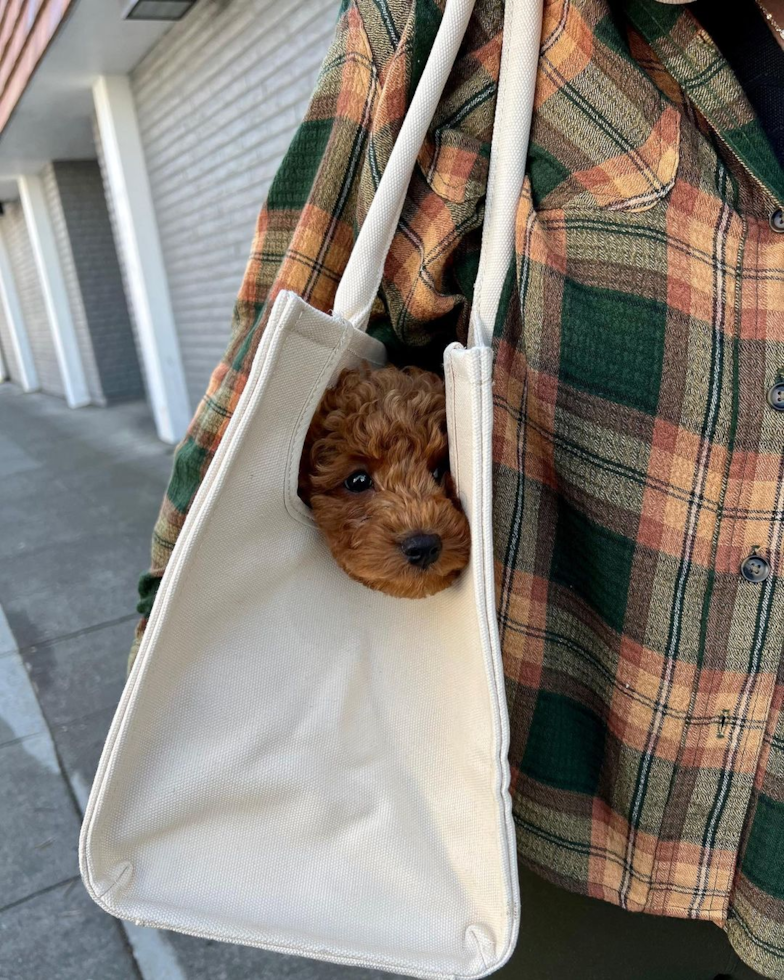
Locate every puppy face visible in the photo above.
<box><xmin>299</xmin><ymin>365</ymin><xmax>471</xmax><ymax>598</ymax></box>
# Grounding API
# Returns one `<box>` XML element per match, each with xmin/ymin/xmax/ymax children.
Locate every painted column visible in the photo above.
<box><xmin>18</xmin><ymin>174</ymin><xmax>90</xmax><ymax>408</ymax></box>
<box><xmin>93</xmin><ymin>75</ymin><xmax>190</xmax><ymax>444</ymax></box>
<box><xmin>0</xmin><ymin>224</ymin><xmax>39</xmax><ymax>392</ymax></box>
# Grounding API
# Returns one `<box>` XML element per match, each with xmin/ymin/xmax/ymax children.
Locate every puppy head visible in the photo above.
<box><xmin>299</xmin><ymin>364</ymin><xmax>471</xmax><ymax>598</ymax></box>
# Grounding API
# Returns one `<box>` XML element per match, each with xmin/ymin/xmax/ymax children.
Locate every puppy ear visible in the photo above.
<box><xmin>332</xmin><ymin>363</ymin><xmax>372</xmax><ymax>396</ymax></box>
<box><xmin>298</xmin><ymin>402</ymin><xmax>327</xmax><ymax>506</ymax></box>
<box><xmin>297</xmin><ymin>446</ymin><xmax>314</xmax><ymax>505</ymax></box>
<box><xmin>299</xmin><ymin>364</ymin><xmax>378</xmax><ymax>505</ymax></box>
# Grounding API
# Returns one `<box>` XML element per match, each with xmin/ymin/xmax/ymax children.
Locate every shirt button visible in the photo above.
<box><xmin>771</xmin><ymin>208</ymin><xmax>784</xmax><ymax>233</ymax></box>
<box><xmin>741</xmin><ymin>554</ymin><xmax>771</xmax><ymax>583</ymax></box>
<box><xmin>769</xmin><ymin>380</ymin><xmax>784</xmax><ymax>411</ymax></box>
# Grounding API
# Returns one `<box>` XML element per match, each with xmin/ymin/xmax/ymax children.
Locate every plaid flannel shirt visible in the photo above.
<box><xmin>135</xmin><ymin>1</ymin><xmax>784</xmax><ymax>974</ymax></box>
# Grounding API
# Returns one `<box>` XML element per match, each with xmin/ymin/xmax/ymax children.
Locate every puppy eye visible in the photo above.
<box><xmin>432</xmin><ymin>459</ymin><xmax>449</xmax><ymax>483</ymax></box>
<box><xmin>344</xmin><ymin>470</ymin><xmax>374</xmax><ymax>493</ymax></box>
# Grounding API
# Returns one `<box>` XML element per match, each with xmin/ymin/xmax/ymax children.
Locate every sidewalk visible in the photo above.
<box><xmin>0</xmin><ymin>383</ymin><xmax>389</xmax><ymax>980</ymax></box>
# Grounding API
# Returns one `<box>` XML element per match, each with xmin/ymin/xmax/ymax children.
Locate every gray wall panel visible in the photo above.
<box><xmin>41</xmin><ymin>162</ymin><xmax>104</xmax><ymax>403</ymax></box>
<box><xmin>50</xmin><ymin>161</ymin><xmax>144</xmax><ymax>404</ymax></box>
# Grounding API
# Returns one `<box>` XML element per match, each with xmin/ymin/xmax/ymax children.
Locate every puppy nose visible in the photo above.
<box><xmin>400</xmin><ymin>533</ymin><xmax>442</xmax><ymax>569</ymax></box>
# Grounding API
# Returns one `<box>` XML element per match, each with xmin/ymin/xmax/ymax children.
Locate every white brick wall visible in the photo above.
<box><xmin>129</xmin><ymin>0</ymin><xmax>337</xmax><ymax>408</ymax></box>
<box><xmin>42</xmin><ymin>162</ymin><xmax>105</xmax><ymax>404</ymax></box>
<box><xmin>2</xmin><ymin>203</ymin><xmax>62</xmax><ymax>397</ymax></box>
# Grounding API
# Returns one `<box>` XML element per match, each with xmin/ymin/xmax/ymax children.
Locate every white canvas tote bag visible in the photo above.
<box><xmin>80</xmin><ymin>0</ymin><xmax>542</xmax><ymax>976</ymax></box>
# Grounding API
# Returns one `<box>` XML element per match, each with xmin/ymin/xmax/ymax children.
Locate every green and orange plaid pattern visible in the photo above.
<box><xmin>135</xmin><ymin>1</ymin><xmax>784</xmax><ymax>975</ymax></box>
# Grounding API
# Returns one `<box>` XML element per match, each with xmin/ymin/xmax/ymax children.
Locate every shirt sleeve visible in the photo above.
<box><xmin>131</xmin><ymin>0</ymin><xmax>501</xmax><ymax>666</ymax></box>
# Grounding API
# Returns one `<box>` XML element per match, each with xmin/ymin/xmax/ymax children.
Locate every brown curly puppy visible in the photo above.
<box><xmin>299</xmin><ymin>364</ymin><xmax>471</xmax><ymax>598</ymax></box>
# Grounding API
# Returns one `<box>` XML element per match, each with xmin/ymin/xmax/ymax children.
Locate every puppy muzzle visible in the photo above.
<box><xmin>400</xmin><ymin>533</ymin><xmax>443</xmax><ymax>569</ymax></box>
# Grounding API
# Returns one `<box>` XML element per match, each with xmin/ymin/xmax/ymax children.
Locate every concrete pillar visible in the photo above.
<box><xmin>92</xmin><ymin>75</ymin><xmax>190</xmax><ymax>445</ymax></box>
<box><xmin>0</xmin><ymin>226</ymin><xmax>39</xmax><ymax>392</ymax></box>
<box><xmin>18</xmin><ymin>175</ymin><xmax>90</xmax><ymax>408</ymax></box>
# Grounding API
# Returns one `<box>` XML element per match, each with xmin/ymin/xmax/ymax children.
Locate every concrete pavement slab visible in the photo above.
<box><xmin>0</xmin><ymin>878</ymin><xmax>139</xmax><ymax>980</ymax></box>
<box><xmin>0</xmin><ymin>606</ymin><xmax>84</xmax><ymax>910</ymax></box>
<box><xmin>0</xmin><ymin>480</ymin><xmax>106</xmax><ymax>562</ymax></box>
<box><xmin>50</xmin><ymin>707</ymin><xmax>115</xmax><ymax>812</ymax></box>
<box><xmin>0</xmin><ymin>729</ymin><xmax>81</xmax><ymax>907</ymax></box>
<box><xmin>0</xmin><ymin>430</ymin><xmax>39</xmax><ymax>478</ymax></box>
<box><xmin>0</xmin><ymin>528</ymin><xmax>152</xmax><ymax>648</ymax></box>
<box><xmin>23</xmin><ymin>618</ymin><xmax>134</xmax><ymax>730</ymax></box>
<box><xmin>0</xmin><ymin>645</ymin><xmax>48</xmax><ymax>748</ymax></box>
<box><xmin>55</xmin><ymin>458</ymin><xmax>172</xmax><ymax>531</ymax></box>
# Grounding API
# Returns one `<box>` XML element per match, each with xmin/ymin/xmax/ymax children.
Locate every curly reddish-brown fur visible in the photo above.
<box><xmin>299</xmin><ymin>364</ymin><xmax>471</xmax><ymax>598</ymax></box>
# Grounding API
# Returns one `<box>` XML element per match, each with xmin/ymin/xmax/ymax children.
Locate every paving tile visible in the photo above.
<box><xmin>23</xmin><ymin>618</ymin><xmax>133</xmax><ymax>730</ymax></box>
<box><xmin>0</xmin><ymin>529</ymin><xmax>151</xmax><ymax>648</ymax></box>
<box><xmin>0</xmin><ymin>481</ymin><xmax>103</xmax><ymax>561</ymax></box>
<box><xmin>10</xmin><ymin>408</ymin><xmax>166</xmax><ymax>474</ymax></box>
<box><xmin>56</xmin><ymin>457</ymin><xmax>171</xmax><ymax>529</ymax></box>
<box><xmin>0</xmin><ymin>431</ymin><xmax>39</xmax><ymax>478</ymax></box>
<box><xmin>52</xmin><ymin>707</ymin><xmax>116</xmax><ymax>811</ymax></box>
<box><xmin>0</xmin><ymin>653</ymin><xmax>48</xmax><ymax>748</ymax></box>
<box><xmin>0</xmin><ymin>732</ymin><xmax>81</xmax><ymax>907</ymax></box>
<box><xmin>0</xmin><ymin>390</ymin><xmax>166</xmax><ymax>649</ymax></box>
<box><xmin>0</xmin><ymin>878</ymin><xmax>138</xmax><ymax>980</ymax></box>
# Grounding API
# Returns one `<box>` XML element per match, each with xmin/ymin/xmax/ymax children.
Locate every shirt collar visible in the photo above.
<box><xmin>626</xmin><ymin>0</ymin><xmax>784</xmax><ymax>202</ymax></box>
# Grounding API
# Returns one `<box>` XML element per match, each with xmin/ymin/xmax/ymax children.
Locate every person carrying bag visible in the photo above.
<box><xmin>83</xmin><ymin>0</ymin><xmax>784</xmax><ymax>977</ymax></box>
<box><xmin>81</xmin><ymin>1</ymin><xmax>537</xmax><ymax>977</ymax></box>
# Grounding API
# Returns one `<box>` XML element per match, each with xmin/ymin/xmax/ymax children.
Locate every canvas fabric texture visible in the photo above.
<box><xmin>133</xmin><ymin>1</ymin><xmax>784</xmax><ymax>976</ymax></box>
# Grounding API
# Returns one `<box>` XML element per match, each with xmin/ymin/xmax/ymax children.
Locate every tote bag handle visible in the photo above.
<box><xmin>332</xmin><ymin>0</ymin><xmax>477</xmax><ymax>328</ymax></box>
<box><xmin>469</xmin><ymin>0</ymin><xmax>542</xmax><ymax>348</ymax></box>
<box><xmin>332</xmin><ymin>0</ymin><xmax>543</xmax><ymax>344</ymax></box>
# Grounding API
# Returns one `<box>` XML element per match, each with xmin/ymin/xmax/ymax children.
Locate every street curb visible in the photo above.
<box><xmin>0</xmin><ymin>601</ymin><xmax>186</xmax><ymax>980</ymax></box>
<box><xmin>0</xmin><ymin>603</ymin><xmax>18</xmax><ymax>657</ymax></box>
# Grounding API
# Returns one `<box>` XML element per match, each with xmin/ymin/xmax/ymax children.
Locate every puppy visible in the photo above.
<box><xmin>299</xmin><ymin>364</ymin><xmax>471</xmax><ymax>598</ymax></box>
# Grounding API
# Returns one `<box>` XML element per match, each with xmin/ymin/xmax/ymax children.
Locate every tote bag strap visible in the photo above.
<box><xmin>332</xmin><ymin>0</ymin><xmax>477</xmax><ymax>328</ymax></box>
<box><xmin>332</xmin><ymin>0</ymin><xmax>543</xmax><ymax>341</ymax></box>
<box><xmin>469</xmin><ymin>0</ymin><xmax>543</xmax><ymax>349</ymax></box>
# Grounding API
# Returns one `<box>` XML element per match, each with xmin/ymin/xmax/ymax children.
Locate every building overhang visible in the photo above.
<box><xmin>0</xmin><ymin>0</ymin><xmax>173</xmax><ymax>200</ymax></box>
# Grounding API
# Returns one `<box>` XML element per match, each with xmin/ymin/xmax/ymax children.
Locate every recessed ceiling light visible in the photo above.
<box><xmin>121</xmin><ymin>0</ymin><xmax>196</xmax><ymax>20</ymax></box>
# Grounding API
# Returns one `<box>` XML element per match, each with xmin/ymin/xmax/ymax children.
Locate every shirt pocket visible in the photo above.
<box><xmin>529</xmin><ymin>0</ymin><xmax>682</xmax><ymax>218</ymax></box>
<box><xmin>530</xmin><ymin>100</ymin><xmax>681</xmax><ymax>214</ymax></box>
<box><xmin>417</xmin><ymin>127</ymin><xmax>490</xmax><ymax>204</ymax></box>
